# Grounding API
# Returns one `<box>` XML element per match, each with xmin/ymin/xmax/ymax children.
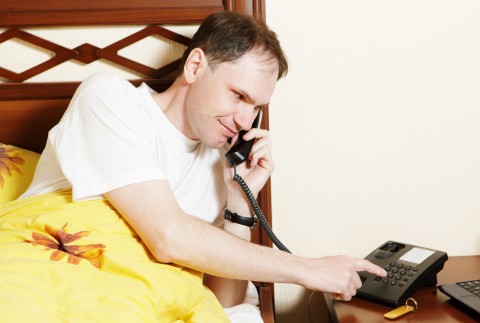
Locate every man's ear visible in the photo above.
<box><xmin>183</xmin><ymin>48</ymin><xmax>207</xmax><ymax>84</ymax></box>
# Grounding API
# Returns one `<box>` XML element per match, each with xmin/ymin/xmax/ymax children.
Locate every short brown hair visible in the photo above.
<box><xmin>178</xmin><ymin>11</ymin><xmax>288</xmax><ymax>80</ymax></box>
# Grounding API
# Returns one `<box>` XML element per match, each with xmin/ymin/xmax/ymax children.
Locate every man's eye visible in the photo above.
<box><xmin>233</xmin><ymin>91</ymin><xmax>244</xmax><ymax>101</ymax></box>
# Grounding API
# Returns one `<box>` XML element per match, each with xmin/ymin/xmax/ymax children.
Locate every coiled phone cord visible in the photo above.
<box><xmin>232</xmin><ymin>164</ymin><xmax>291</xmax><ymax>253</ymax></box>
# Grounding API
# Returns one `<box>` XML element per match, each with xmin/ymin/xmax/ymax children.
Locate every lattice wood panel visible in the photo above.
<box><xmin>0</xmin><ymin>25</ymin><xmax>191</xmax><ymax>82</ymax></box>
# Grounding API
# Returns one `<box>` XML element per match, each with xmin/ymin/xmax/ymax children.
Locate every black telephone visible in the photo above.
<box><xmin>356</xmin><ymin>241</ymin><xmax>448</xmax><ymax>306</ymax></box>
<box><xmin>225</xmin><ymin>111</ymin><xmax>290</xmax><ymax>253</ymax></box>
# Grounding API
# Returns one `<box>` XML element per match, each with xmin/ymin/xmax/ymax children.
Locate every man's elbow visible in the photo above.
<box><xmin>148</xmin><ymin>232</ymin><xmax>179</xmax><ymax>264</ymax></box>
<box><xmin>148</xmin><ymin>239</ymin><xmax>172</xmax><ymax>263</ymax></box>
<box><xmin>152</xmin><ymin>248</ymin><xmax>173</xmax><ymax>264</ymax></box>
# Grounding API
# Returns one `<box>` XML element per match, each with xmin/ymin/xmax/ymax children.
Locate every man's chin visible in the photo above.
<box><xmin>205</xmin><ymin>138</ymin><xmax>229</xmax><ymax>149</ymax></box>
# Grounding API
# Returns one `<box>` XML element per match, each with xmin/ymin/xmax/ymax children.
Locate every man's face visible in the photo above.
<box><xmin>184</xmin><ymin>51</ymin><xmax>279</xmax><ymax>149</ymax></box>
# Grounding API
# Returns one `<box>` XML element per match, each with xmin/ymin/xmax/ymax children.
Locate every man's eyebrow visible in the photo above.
<box><xmin>236</xmin><ymin>88</ymin><xmax>270</xmax><ymax>108</ymax></box>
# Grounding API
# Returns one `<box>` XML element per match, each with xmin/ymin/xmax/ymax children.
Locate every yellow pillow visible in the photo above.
<box><xmin>0</xmin><ymin>144</ymin><xmax>40</xmax><ymax>204</ymax></box>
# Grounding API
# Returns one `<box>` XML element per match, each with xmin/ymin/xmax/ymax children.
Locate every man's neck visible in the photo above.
<box><xmin>152</xmin><ymin>78</ymin><xmax>194</xmax><ymax>140</ymax></box>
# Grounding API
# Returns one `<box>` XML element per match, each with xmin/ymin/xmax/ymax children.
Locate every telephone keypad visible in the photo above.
<box><xmin>375</xmin><ymin>263</ymin><xmax>417</xmax><ymax>287</ymax></box>
<box><xmin>358</xmin><ymin>241</ymin><xmax>448</xmax><ymax>306</ymax></box>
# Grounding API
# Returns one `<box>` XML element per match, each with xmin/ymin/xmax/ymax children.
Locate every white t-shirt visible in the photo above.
<box><xmin>22</xmin><ymin>73</ymin><xmax>227</xmax><ymax>225</ymax></box>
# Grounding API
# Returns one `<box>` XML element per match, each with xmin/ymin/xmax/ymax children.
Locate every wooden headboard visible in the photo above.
<box><xmin>0</xmin><ymin>1</ymin><xmax>274</xmax><ymax>305</ymax></box>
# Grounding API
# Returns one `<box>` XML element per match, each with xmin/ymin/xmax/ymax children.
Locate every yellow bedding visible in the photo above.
<box><xmin>0</xmin><ymin>190</ymin><xmax>228</xmax><ymax>322</ymax></box>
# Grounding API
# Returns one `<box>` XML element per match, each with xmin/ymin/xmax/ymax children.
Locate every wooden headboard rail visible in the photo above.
<box><xmin>0</xmin><ymin>1</ymin><xmax>265</xmax><ymax>27</ymax></box>
<box><xmin>0</xmin><ymin>0</ymin><xmax>273</xmax><ymax>252</ymax></box>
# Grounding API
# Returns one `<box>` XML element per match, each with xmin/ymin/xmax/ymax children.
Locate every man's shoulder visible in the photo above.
<box><xmin>77</xmin><ymin>73</ymin><xmax>135</xmax><ymax>95</ymax></box>
<box><xmin>83</xmin><ymin>72</ymin><xmax>127</xmax><ymax>85</ymax></box>
<box><xmin>63</xmin><ymin>73</ymin><xmax>143</xmax><ymax>122</ymax></box>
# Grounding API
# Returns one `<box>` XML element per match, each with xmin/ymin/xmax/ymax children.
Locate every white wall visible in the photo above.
<box><xmin>266</xmin><ymin>1</ymin><xmax>480</xmax><ymax>321</ymax></box>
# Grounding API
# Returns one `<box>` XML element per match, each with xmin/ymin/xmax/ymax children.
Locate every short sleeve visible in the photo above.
<box><xmin>50</xmin><ymin>73</ymin><xmax>165</xmax><ymax>201</ymax></box>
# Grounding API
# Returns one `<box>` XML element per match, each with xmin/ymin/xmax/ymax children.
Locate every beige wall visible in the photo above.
<box><xmin>266</xmin><ymin>1</ymin><xmax>480</xmax><ymax>322</ymax></box>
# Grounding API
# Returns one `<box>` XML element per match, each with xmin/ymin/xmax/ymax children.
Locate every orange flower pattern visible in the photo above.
<box><xmin>26</xmin><ymin>223</ymin><xmax>106</xmax><ymax>268</ymax></box>
<box><xmin>0</xmin><ymin>144</ymin><xmax>25</xmax><ymax>188</ymax></box>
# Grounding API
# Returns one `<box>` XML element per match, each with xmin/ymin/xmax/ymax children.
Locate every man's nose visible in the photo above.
<box><xmin>235</xmin><ymin>107</ymin><xmax>257</xmax><ymax>131</ymax></box>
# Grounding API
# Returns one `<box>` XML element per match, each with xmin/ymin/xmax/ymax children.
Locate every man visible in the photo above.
<box><xmin>23</xmin><ymin>11</ymin><xmax>386</xmax><ymax>321</ymax></box>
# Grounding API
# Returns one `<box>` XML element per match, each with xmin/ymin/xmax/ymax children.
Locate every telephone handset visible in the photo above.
<box><xmin>225</xmin><ymin>111</ymin><xmax>262</xmax><ymax>166</ymax></box>
<box><xmin>224</xmin><ymin>111</ymin><xmax>290</xmax><ymax>253</ymax></box>
<box><xmin>356</xmin><ymin>241</ymin><xmax>448</xmax><ymax>306</ymax></box>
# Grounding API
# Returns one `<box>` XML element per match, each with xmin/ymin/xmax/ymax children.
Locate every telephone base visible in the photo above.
<box><xmin>356</xmin><ymin>240</ymin><xmax>448</xmax><ymax>307</ymax></box>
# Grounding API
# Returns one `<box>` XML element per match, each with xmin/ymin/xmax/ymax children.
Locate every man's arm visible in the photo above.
<box><xmin>105</xmin><ymin>179</ymin><xmax>387</xmax><ymax>307</ymax></box>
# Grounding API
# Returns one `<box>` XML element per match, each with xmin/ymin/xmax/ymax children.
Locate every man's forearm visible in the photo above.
<box><xmin>204</xmin><ymin>218</ymin><xmax>252</xmax><ymax>307</ymax></box>
<box><xmin>105</xmin><ymin>181</ymin><xmax>299</xmax><ymax>289</ymax></box>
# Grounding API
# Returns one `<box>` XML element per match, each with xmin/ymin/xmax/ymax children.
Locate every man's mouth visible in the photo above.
<box><xmin>219</xmin><ymin>121</ymin><xmax>236</xmax><ymax>138</ymax></box>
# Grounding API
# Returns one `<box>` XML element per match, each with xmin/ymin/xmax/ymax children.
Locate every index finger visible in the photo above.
<box><xmin>242</xmin><ymin>127</ymin><xmax>269</xmax><ymax>141</ymax></box>
<box><xmin>356</xmin><ymin>259</ymin><xmax>387</xmax><ymax>277</ymax></box>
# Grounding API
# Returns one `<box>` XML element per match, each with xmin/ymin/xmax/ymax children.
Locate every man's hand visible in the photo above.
<box><xmin>223</xmin><ymin>127</ymin><xmax>274</xmax><ymax>199</ymax></box>
<box><xmin>299</xmin><ymin>255</ymin><xmax>387</xmax><ymax>301</ymax></box>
